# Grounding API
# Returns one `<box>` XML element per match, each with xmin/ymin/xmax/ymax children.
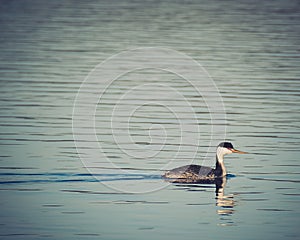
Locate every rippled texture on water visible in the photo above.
<box><xmin>0</xmin><ymin>0</ymin><xmax>300</xmax><ymax>239</ymax></box>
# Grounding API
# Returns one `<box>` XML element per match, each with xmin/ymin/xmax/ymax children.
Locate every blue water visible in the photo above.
<box><xmin>0</xmin><ymin>0</ymin><xmax>300</xmax><ymax>239</ymax></box>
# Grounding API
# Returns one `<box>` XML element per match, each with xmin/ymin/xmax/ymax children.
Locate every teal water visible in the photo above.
<box><xmin>0</xmin><ymin>0</ymin><xmax>300</xmax><ymax>239</ymax></box>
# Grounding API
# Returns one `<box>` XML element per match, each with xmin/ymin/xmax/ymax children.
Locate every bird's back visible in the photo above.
<box><xmin>163</xmin><ymin>164</ymin><xmax>215</xmax><ymax>181</ymax></box>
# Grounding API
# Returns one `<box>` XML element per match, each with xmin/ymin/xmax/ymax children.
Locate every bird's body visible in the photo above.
<box><xmin>162</xmin><ymin>142</ymin><xmax>246</xmax><ymax>183</ymax></box>
<box><xmin>163</xmin><ymin>163</ymin><xmax>222</xmax><ymax>181</ymax></box>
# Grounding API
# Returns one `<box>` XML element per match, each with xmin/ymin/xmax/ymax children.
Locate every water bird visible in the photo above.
<box><xmin>163</xmin><ymin>142</ymin><xmax>247</xmax><ymax>183</ymax></box>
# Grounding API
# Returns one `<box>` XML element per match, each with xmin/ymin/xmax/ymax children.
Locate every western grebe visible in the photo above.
<box><xmin>163</xmin><ymin>142</ymin><xmax>247</xmax><ymax>183</ymax></box>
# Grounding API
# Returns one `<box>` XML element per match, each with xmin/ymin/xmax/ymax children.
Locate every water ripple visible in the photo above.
<box><xmin>0</xmin><ymin>172</ymin><xmax>162</xmax><ymax>185</ymax></box>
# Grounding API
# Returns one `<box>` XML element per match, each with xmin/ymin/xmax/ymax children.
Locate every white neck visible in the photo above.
<box><xmin>216</xmin><ymin>147</ymin><xmax>225</xmax><ymax>163</ymax></box>
<box><xmin>216</xmin><ymin>147</ymin><xmax>231</xmax><ymax>176</ymax></box>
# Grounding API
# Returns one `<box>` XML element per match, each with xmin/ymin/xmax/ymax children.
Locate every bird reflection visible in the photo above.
<box><xmin>214</xmin><ymin>177</ymin><xmax>235</xmax><ymax>216</ymax></box>
<box><xmin>168</xmin><ymin>176</ymin><xmax>236</xmax><ymax>220</ymax></box>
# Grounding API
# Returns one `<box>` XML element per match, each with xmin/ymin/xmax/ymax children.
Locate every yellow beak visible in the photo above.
<box><xmin>230</xmin><ymin>148</ymin><xmax>248</xmax><ymax>154</ymax></box>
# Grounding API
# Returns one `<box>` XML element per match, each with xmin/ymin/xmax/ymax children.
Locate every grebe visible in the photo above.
<box><xmin>163</xmin><ymin>142</ymin><xmax>247</xmax><ymax>183</ymax></box>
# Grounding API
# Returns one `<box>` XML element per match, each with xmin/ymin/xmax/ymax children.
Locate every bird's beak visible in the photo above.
<box><xmin>230</xmin><ymin>148</ymin><xmax>248</xmax><ymax>154</ymax></box>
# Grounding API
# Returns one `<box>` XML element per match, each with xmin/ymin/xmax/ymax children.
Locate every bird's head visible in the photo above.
<box><xmin>217</xmin><ymin>142</ymin><xmax>247</xmax><ymax>161</ymax></box>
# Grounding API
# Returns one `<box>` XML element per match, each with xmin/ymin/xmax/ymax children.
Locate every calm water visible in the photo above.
<box><xmin>0</xmin><ymin>0</ymin><xmax>300</xmax><ymax>239</ymax></box>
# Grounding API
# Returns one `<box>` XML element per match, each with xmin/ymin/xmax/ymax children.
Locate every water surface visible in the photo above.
<box><xmin>0</xmin><ymin>0</ymin><xmax>300</xmax><ymax>239</ymax></box>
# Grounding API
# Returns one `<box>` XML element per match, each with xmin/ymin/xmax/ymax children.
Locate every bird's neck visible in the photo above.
<box><xmin>215</xmin><ymin>154</ymin><xmax>226</xmax><ymax>177</ymax></box>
